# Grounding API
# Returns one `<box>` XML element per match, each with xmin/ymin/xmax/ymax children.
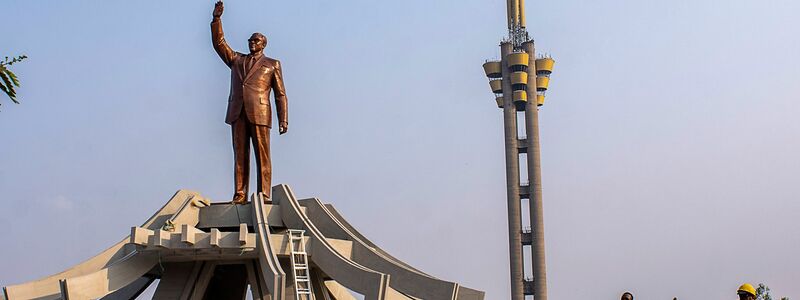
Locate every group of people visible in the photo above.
<box><xmin>620</xmin><ymin>283</ymin><xmax>758</xmax><ymax>300</ymax></box>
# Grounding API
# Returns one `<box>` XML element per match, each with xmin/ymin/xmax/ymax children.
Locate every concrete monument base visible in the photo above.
<box><xmin>2</xmin><ymin>185</ymin><xmax>484</xmax><ymax>300</ymax></box>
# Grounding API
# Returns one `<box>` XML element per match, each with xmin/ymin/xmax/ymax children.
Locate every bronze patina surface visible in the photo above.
<box><xmin>211</xmin><ymin>1</ymin><xmax>288</xmax><ymax>203</ymax></box>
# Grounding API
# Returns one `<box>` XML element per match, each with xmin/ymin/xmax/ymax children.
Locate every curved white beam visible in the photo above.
<box><xmin>3</xmin><ymin>190</ymin><xmax>205</xmax><ymax>300</ymax></box>
<box><xmin>301</xmin><ymin>198</ymin><xmax>459</xmax><ymax>299</ymax></box>
<box><xmin>60</xmin><ymin>253</ymin><xmax>158</xmax><ymax>300</ymax></box>
<box><xmin>99</xmin><ymin>276</ymin><xmax>155</xmax><ymax>300</ymax></box>
<box><xmin>323</xmin><ymin>204</ymin><xmax>429</xmax><ymax>276</ymax></box>
<box><xmin>274</xmin><ymin>185</ymin><xmax>390</xmax><ymax>300</ymax></box>
<box><xmin>252</xmin><ymin>194</ymin><xmax>286</xmax><ymax>300</ymax></box>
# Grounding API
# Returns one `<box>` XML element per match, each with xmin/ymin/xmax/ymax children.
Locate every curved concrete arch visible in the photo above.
<box><xmin>99</xmin><ymin>276</ymin><xmax>155</xmax><ymax>300</ymax></box>
<box><xmin>252</xmin><ymin>194</ymin><xmax>286</xmax><ymax>300</ymax></box>
<box><xmin>273</xmin><ymin>185</ymin><xmax>390</xmax><ymax>300</ymax></box>
<box><xmin>3</xmin><ymin>190</ymin><xmax>203</xmax><ymax>300</ymax></box>
<box><xmin>300</xmin><ymin>198</ymin><xmax>459</xmax><ymax>300</ymax></box>
<box><xmin>454</xmin><ymin>286</ymin><xmax>485</xmax><ymax>300</ymax></box>
<box><xmin>59</xmin><ymin>252</ymin><xmax>158</xmax><ymax>300</ymax></box>
<box><xmin>323</xmin><ymin>281</ymin><xmax>357</xmax><ymax>300</ymax></box>
<box><xmin>323</xmin><ymin>204</ymin><xmax>429</xmax><ymax>277</ymax></box>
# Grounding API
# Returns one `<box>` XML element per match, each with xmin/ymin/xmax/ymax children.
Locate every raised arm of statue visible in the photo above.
<box><xmin>273</xmin><ymin>60</ymin><xmax>288</xmax><ymax>134</ymax></box>
<box><xmin>211</xmin><ymin>1</ymin><xmax>237</xmax><ymax>67</ymax></box>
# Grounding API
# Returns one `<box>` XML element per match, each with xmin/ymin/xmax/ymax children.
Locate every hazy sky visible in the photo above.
<box><xmin>2</xmin><ymin>1</ymin><xmax>799</xmax><ymax>299</ymax></box>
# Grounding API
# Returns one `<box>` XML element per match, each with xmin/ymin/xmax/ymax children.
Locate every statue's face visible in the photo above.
<box><xmin>248</xmin><ymin>34</ymin><xmax>266</xmax><ymax>54</ymax></box>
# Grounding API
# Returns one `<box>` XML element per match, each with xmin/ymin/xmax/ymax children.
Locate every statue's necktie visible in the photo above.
<box><xmin>244</xmin><ymin>56</ymin><xmax>255</xmax><ymax>75</ymax></box>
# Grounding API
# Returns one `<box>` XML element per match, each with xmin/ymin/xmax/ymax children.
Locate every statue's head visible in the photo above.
<box><xmin>248</xmin><ymin>33</ymin><xmax>267</xmax><ymax>54</ymax></box>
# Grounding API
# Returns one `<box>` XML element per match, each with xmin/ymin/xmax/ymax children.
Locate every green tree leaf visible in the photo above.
<box><xmin>7</xmin><ymin>69</ymin><xmax>19</xmax><ymax>86</ymax></box>
<box><xmin>0</xmin><ymin>54</ymin><xmax>25</xmax><ymax>106</ymax></box>
<box><xmin>0</xmin><ymin>70</ymin><xmax>19</xmax><ymax>104</ymax></box>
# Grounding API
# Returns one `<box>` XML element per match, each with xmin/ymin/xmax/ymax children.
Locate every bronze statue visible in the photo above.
<box><xmin>211</xmin><ymin>1</ymin><xmax>288</xmax><ymax>204</ymax></box>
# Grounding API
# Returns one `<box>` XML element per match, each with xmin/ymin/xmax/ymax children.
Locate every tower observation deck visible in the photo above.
<box><xmin>481</xmin><ymin>1</ymin><xmax>557</xmax><ymax>299</ymax></box>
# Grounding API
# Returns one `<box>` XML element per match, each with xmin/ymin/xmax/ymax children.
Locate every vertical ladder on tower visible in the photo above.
<box><xmin>288</xmin><ymin>229</ymin><xmax>313</xmax><ymax>300</ymax></box>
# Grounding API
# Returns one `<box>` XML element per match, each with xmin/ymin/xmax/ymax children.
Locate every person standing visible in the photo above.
<box><xmin>210</xmin><ymin>1</ymin><xmax>288</xmax><ymax>204</ymax></box>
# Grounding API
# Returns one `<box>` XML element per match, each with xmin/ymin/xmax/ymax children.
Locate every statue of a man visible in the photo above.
<box><xmin>211</xmin><ymin>1</ymin><xmax>288</xmax><ymax>204</ymax></box>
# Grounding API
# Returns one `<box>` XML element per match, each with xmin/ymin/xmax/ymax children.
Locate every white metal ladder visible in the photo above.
<box><xmin>288</xmin><ymin>229</ymin><xmax>313</xmax><ymax>300</ymax></box>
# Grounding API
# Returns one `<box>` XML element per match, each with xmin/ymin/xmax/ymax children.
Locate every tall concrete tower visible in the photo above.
<box><xmin>482</xmin><ymin>1</ymin><xmax>556</xmax><ymax>299</ymax></box>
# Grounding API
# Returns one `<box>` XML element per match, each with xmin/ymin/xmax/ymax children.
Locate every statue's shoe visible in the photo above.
<box><xmin>258</xmin><ymin>192</ymin><xmax>272</xmax><ymax>204</ymax></box>
<box><xmin>231</xmin><ymin>194</ymin><xmax>248</xmax><ymax>205</ymax></box>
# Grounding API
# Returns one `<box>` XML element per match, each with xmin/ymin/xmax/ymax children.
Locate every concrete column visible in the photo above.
<box><xmin>500</xmin><ymin>41</ymin><xmax>525</xmax><ymax>300</ymax></box>
<box><xmin>523</xmin><ymin>40</ymin><xmax>548</xmax><ymax>300</ymax></box>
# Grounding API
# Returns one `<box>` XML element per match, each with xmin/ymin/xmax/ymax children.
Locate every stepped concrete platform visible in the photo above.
<box><xmin>2</xmin><ymin>185</ymin><xmax>484</xmax><ymax>300</ymax></box>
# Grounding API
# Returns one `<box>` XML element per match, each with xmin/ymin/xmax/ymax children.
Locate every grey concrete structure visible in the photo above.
<box><xmin>2</xmin><ymin>185</ymin><xmax>484</xmax><ymax>300</ymax></box>
<box><xmin>482</xmin><ymin>1</ymin><xmax>556</xmax><ymax>299</ymax></box>
<box><xmin>522</xmin><ymin>41</ymin><xmax>548</xmax><ymax>300</ymax></box>
<box><xmin>499</xmin><ymin>41</ymin><xmax>526</xmax><ymax>300</ymax></box>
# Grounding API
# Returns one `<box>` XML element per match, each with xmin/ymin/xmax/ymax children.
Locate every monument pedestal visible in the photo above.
<box><xmin>3</xmin><ymin>185</ymin><xmax>484</xmax><ymax>300</ymax></box>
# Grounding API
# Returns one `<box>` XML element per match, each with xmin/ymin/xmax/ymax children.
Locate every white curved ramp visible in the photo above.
<box><xmin>300</xmin><ymin>198</ymin><xmax>460</xmax><ymax>299</ymax></box>
<box><xmin>59</xmin><ymin>253</ymin><xmax>158</xmax><ymax>300</ymax></box>
<box><xmin>324</xmin><ymin>204</ymin><xmax>430</xmax><ymax>277</ymax></box>
<box><xmin>2</xmin><ymin>190</ymin><xmax>204</xmax><ymax>300</ymax></box>
<box><xmin>455</xmin><ymin>286</ymin><xmax>486</xmax><ymax>300</ymax></box>
<box><xmin>274</xmin><ymin>185</ymin><xmax>391</xmax><ymax>300</ymax></box>
<box><xmin>252</xmin><ymin>193</ymin><xmax>287</xmax><ymax>300</ymax></box>
<box><xmin>99</xmin><ymin>276</ymin><xmax>155</xmax><ymax>300</ymax></box>
<box><xmin>323</xmin><ymin>281</ymin><xmax>357</xmax><ymax>300</ymax></box>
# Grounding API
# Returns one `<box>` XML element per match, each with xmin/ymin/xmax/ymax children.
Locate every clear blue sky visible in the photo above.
<box><xmin>2</xmin><ymin>1</ymin><xmax>799</xmax><ymax>299</ymax></box>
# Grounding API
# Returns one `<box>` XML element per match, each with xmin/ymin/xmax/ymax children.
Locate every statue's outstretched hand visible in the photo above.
<box><xmin>213</xmin><ymin>1</ymin><xmax>224</xmax><ymax>18</ymax></box>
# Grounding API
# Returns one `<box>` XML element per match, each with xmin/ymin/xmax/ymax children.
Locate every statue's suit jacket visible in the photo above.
<box><xmin>212</xmin><ymin>19</ymin><xmax>287</xmax><ymax>127</ymax></box>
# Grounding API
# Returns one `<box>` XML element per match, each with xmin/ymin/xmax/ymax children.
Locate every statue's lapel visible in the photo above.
<box><xmin>243</xmin><ymin>55</ymin><xmax>265</xmax><ymax>82</ymax></box>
